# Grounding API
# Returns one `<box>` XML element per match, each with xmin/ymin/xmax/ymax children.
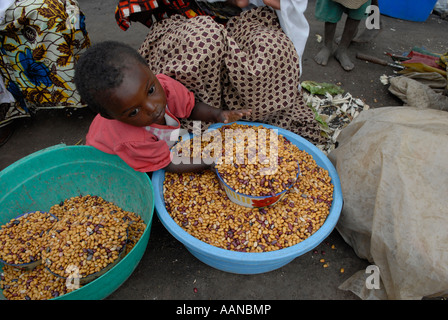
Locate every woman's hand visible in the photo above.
<box><xmin>263</xmin><ymin>0</ymin><xmax>280</xmax><ymax>10</ymax></box>
<box><xmin>226</xmin><ymin>0</ymin><xmax>250</xmax><ymax>8</ymax></box>
<box><xmin>218</xmin><ymin>109</ymin><xmax>252</xmax><ymax>123</ymax></box>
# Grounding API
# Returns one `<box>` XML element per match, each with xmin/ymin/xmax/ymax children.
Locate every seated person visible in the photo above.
<box><xmin>114</xmin><ymin>0</ymin><xmax>326</xmax><ymax>146</ymax></box>
<box><xmin>74</xmin><ymin>41</ymin><xmax>251</xmax><ymax>173</ymax></box>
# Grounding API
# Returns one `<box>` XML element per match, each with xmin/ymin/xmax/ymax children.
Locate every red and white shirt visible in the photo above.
<box><xmin>86</xmin><ymin>74</ymin><xmax>195</xmax><ymax>172</ymax></box>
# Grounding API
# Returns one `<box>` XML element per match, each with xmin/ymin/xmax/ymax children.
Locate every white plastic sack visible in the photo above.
<box><xmin>435</xmin><ymin>0</ymin><xmax>448</xmax><ymax>15</ymax></box>
<box><xmin>0</xmin><ymin>0</ymin><xmax>14</xmax><ymax>24</ymax></box>
<box><xmin>328</xmin><ymin>106</ymin><xmax>448</xmax><ymax>300</ymax></box>
<box><xmin>388</xmin><ymin>74</ymin><xmax>448</xmax><ymax>111</ymax></box>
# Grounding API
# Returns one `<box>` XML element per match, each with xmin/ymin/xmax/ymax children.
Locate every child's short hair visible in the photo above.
<box><xmin>74</xmin><ymin>41</ymin><xmax>148</xmax><ymax>117</ymax></box>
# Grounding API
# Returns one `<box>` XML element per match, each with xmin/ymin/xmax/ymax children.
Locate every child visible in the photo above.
<box><xmin>74</xmin><ymin>41</ymin><xmax>251</xmax><ymax>173</ymax></box>
<box><xmin>314</xmin><ymin>0</ymin><xmax>371</xmax><ymax>71</ymax></box>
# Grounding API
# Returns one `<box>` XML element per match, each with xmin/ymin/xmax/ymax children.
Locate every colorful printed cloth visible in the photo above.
<box><xmin>115</xmin><ymin>0</ymin><xmax>211</xmax><ymax>31</ymax></box>
<box><xmin>0</xmin><ymin>0</ymin><xmax>90</xmax><ymax>127</ymax></box>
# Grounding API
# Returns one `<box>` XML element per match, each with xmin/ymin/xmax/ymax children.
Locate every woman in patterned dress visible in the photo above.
<box><xmin>114</xmin><ymin>0</ymin><xmax>326</xmax><ymax>146</ymax></box>
<box><xmin>0</xmin><ymin>0</ymin><xmax>90</xmax><ymax>146</ymax></box>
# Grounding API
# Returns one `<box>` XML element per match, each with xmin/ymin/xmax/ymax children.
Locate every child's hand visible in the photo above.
<box><xmin>189</xmin><ymin>102</ymin><xmax>251</xmax><ymax>124</ymax></box>
<box><xmin>219</xmin><ymin>109</ymin><xmax>252</xmax><ymax>123</ymax></box>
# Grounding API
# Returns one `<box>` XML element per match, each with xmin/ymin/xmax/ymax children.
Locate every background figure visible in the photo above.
<box><xmin>0</xmin><ymin>0</ymin><xmax>90</xmax><ymax>145</ymax></box>
<box><xmin>314</xmin><ymin>0</ymin><xmax>371</xmax><ymax>71</ymax></box>
<box><xmin>115</xmin><ymin>0</ymin><xmax>326</xmax><ymax>145</ymax></box>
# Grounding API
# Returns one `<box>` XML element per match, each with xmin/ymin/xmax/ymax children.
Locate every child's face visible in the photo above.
<box><xmin>103</xmin><ymin>62</ymin><xmax>167</xmax><ymax>127</ymax></box>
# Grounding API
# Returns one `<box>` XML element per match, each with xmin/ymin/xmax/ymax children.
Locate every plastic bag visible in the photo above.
<box><xmin>434</xmin><ymin>0</ymin><xmax>448</xmax><ymax>16</ymax></box>
<box><xmin>328</xmin><ymin>107</ymin><xmax>448</xmax><ymax>299</ymax></box>
<box><xmin>388</xmin><ymin>74</ymin><xmax>448</xmax><ymax>111</ymax></box>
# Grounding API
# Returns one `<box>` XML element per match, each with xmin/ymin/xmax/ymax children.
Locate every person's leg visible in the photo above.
<box><xmin>334</xmin><ymin>17</ymin><xmax>360</xmax><ymax>71</ymax></box>
<box><xmin>225</xmin><ymin>7</ymin><xmax>326</xmax><ymax>145</ymax></box>
<box><xmin>333</xmin><ymin>1</ymin><xmax>372</xmax><ymax>71</ymax></box>
<box><xmin>314</xmin><ymin>21</ymin><xmax>337</xmax><ymax>66</ymax></box>
<box><xmin>139</xmin><ymin>14</ymin><xmax>226</xmax><ymax>134</ymax></box>
<box><xmin>314</xmin><ymin>0</ymin><xmax>343</xmax><ymax>66</ymax></box>
<box><xmin>139</xmin><ymin>14</ymin><xmax>224</xmax><ymax>109</ymax></box>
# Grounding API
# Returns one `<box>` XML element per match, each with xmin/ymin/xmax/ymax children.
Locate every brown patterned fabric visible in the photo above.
<box><xmin>139</xmin><ymin>7</ymin><xmax>325</xmax><ymax>145</ymax></box>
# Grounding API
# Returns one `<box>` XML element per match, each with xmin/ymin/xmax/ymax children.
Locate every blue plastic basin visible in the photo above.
<box><xmin>0</xmin><ymin>144</ymin><xmax>154</xmax><ymax>300</ymax></box>
<box><xmin>153</xmin><ymin>121</ymin><xmax>343</xmax><ymax>274</ymax></box>
<box><xmin>378</xmin><ymin>0</ymin><xmax>437</xmax><ymax>22</ymax></box>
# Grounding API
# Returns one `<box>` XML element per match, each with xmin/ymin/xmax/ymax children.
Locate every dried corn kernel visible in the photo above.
<box><xmin>0</xmin><ymin>195</ymin><xmax>146</xmax><ymax>300</ymax></box>
<box><xmin>0</xmin><ymin>264</ymin><xmax>75</xmax><ymax>300</ymax></box>
<box><xmin>0</xmin><ymin>211</ymin><xmax>57</xmax><ymax>265</ymax></box>
<box><xmin>164</xmin><ymin>124</ymin><xmax>334</xmax><ymax>253</ymax></box>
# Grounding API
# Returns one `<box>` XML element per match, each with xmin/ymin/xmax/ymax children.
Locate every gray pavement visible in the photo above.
<box><xmin>1</xmin><ymin>0</ymin><xmax>447</xmax><ymax>300</ymax></box>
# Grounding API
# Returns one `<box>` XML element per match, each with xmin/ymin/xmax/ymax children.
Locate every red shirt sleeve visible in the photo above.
<box><xmin>86</xmin><ymin>116</ymin><xmax>173</xmax><ymax>172</ymax></box>
<box><xmin>156</xmin><ymin>74</ymin><xmax>195</xmax><ymax>118</ymax></box>
<box><xmin>114</xmin><ymin>138</ymin><xmax>173</xmax><ymax>172</ymax></box>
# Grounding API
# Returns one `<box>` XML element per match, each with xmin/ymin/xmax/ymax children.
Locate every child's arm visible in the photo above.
<box><xmin>188</xmin><ymin>101</ymin><xmax>252</xmax><ymax>124</ymax></box>
<box><xmin>164</xmin><ymin>145</ymin><xmax>216</xmax><ymax>173</ymax></box>
<box><xmin>163</xmin><ymin>158</ymin><xmax>214</xmax><ymax>174</ymax></box>
<box><xmin>162</xmin><ymin>102</ymin><xmax>251</xmax><ymax>173</ymax></box>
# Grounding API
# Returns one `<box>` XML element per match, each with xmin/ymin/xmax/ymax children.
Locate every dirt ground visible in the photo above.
<box><xmin>1</xmin><ymin>0</ymin><xmax>447</xmax><ymax>300</ymax></box>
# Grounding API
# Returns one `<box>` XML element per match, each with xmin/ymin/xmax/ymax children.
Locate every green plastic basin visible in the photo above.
<box><xmin>0</xmin><ymin>144</ymin><xmax>154</xmax><ymax>300</ymax></box>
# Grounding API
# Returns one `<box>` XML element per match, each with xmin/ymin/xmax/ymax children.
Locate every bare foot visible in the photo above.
<box><xmin>334</xmin><ymin>47</ymin><xmax>354</xmax><ymax>71</ymax></box>
<box><xmin>335</xmin><ymin>21</ymin><xmax>383</xmax><ymax>44</ymax></box>
<box><xmin>314</xmin><ymin>46</ymin><xmax>332</xmax><ymax>66</ymax></box>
